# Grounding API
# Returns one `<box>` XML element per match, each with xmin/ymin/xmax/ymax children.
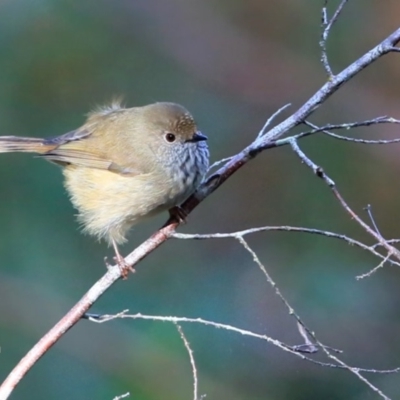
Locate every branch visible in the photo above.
<box><xmin>289</xmin><ymin>139</ymin><xmax>400</xmax><ymax>265</ymax></box>
<box><xmin>236</xmin><ymin>236</ymin><xmax>393</xmax><ymax>400</ymax></box>
<box><xmin>256</xmin><ymin>103</ymin><xmax>292</xmax><ymax>139</ymax></box>
<box><xmin>256</xmin><ymin>28</ymin><xmax>400</xmax><ymax>147</ymax></box>
<box><xmin>304</xmin><ymin>118</ymin><xmax>400</xmax><ymax>144</ymax></box>
<box><xmin>172</xmin><ymin>225</ymin><xmax>400</xmax><ymax>268</ymax></box>
<box><xmin>113</xmin><ymin>393</ymin><xmax>130</xmax><ymax>400</ymax></box>
<box><xmin>87</xmin><ymin>311</ymin><xmax>400</xmax><ymax>376</ymax></box>
<box><xmin>320</xmin><ymin>0</ymin><xmax>349</xmax><ymax>76</ymax></box>
<box><xmin>175</xmin><ymin>324</ymin><xmax>200</xmax><ymax>400</ymax></box>
<box><xmin>1</xmin><ymin>23</ymin><xmax>400</xmax><ymax>400</ymax></box>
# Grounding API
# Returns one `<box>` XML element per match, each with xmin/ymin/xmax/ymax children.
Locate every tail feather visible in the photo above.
<box><xmin>0</xmin><ymin>136</ymin><xmax>55</xmax><ymax>154</ymax></box>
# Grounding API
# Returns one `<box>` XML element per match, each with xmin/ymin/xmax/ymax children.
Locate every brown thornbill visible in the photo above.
<box><xmin>0</xmin><ymin>102</ymin><xmax>209</xmax><ymax>271</ymax></box>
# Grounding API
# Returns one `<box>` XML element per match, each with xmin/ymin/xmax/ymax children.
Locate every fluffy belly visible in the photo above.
<box><xmin>63</xmin><ymin>167</ymin><xmax>183</xmax><ymax>244</ymax></box>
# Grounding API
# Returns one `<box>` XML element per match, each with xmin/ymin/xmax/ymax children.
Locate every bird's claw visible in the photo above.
<box><xmin>169</xmin><ymin>206</ymin><xmax>188</xmax><ymax>223</ymax></box>
<box><xmin>104</xmin><ymin>255</ymin><xmax>135</xmax><ymax>279</ymax></box>
<box><xmin>113</xmin><ymin>254</ymin><xmax>135</xmax><ymax>279</ymax></box>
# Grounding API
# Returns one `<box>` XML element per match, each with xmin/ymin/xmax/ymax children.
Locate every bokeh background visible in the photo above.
<box><xmin>0</xmin><ymin>1</ymin><xmax>400</xmax><ymax>399</ymax></box>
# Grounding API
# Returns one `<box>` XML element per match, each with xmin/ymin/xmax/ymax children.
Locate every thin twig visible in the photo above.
<box><xmin>321</xmin><ymin>350</ymin><xmax>391</xmax><ymax>400</ymax></box>
<box><xmin>289</xmin><ymin>139</ymin><xmax>400</xmax><ymax>271</ymax></box>
<box><xmin>175</xmin><ymin>324</ymin><xmax>199</xmax><ymax>400</ymax></box>
<box><xmin>172</xmin><ymin>226</ymin><xmax>400</xmax><ymax>268</ymax></box>
<box><xmin>304</xmin><ymin>118</ymin><xmax>400</xmax><ymax>144</ymax></box>
<box><xmin>356</xmin><ymin>252</ymin><xmax>394</xmax><ymax>280</ymax></box>
<box><xmin>253</xmin><ymin>28</ymin><xmax>400</xmax><ymax>148</ymax></box>
<box><xmin>264</xmin><ymin>116</ymin><xmax>400</xmax><ymax>149</ymax></box>
<box><xmin>209</xmin><ymin>102</ymin><xmax>291</xmax><ymax>171</ymax></box>
<box><xmin>174</xmin><ymin>225</ymin><xmax>400</xmax><ymax>284</ymax></box>
<box><xmin>320</xmin><ymin>0</ymin><xmax>349</xmax><ymax>76</ymax></box>
<box><xmin>238</xmin><ymin>236</ymin><xmax>393</xmax><ymax>400</ymax></box>
<box><xmin>208</xmin><ymin>156</ymin><xmax>233</xmax><ymax>171</ymax></box>
<box><xmin>372</xmin><ymin>239</ymin><xmax>400</xmax><ymax>250</ymax></box>
<box><xmin>257</xmin><ymin>103</ymin><xmax>292</xmax><ymax>138</ymax></box>
<box><xmin>113</xmin><ymin>393</ymin><xmax>130</xmax><ymax>400</ymax></box>
<box><xmin>88</xmin><ymin>311</ymin><xmax>400</xmax><ymax>375</ymax></box>
<box><xmin>236</xmin><ymin>237</ymin><xmax>340</xmax><ymax>355</ymax></box>
<box><xmin>364</xmin><ymin>204</ymin><xmax>382</xmax><ymax>237</ymax></box>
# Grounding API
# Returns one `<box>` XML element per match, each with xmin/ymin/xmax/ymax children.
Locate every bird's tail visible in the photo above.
<box><xmin>0</xmin><ymin>136</ymin><xmax>55</xmax><ymax>154</ymax></box>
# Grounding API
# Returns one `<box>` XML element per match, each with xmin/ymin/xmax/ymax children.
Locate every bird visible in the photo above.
<box><xmin>0</xmin><ymin>101</ymin><xmax>209</xmax><ymax>272</ymax></box>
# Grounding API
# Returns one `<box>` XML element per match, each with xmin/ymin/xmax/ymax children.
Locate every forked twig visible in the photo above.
<box><xmin>320</xmin><ymin>0</ymin><xmax>349</xmax><ymax>76</ymax></box>
<box><xmin>304</xmin><ymin>118</ymin><xmax>400</xmax><ymax>144</ymax></box>
<box><xmin>88</xmin><ymin>311</ymin><xmax>400</xmax><ymax>377</ymax></box>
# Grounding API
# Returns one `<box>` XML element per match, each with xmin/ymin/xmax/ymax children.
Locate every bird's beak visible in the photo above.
<box><xmin>187</xmin><ymin>131</ymin><xmax>208</xmax><ymax>143</ymax></box>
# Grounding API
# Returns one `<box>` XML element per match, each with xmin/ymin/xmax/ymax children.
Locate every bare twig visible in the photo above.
<box><xmin>237</xmin><ymin>236</ymin><xmax>393</xmax><ymax>400</ymax></box>
<box><xmin>356</xmin><ymin>252</ymin><xmax>393</xmax><ymax>280</ymax></box>
<box><xmin>289</xmin><ymin>139</ymin><xmax>400</xmax><ymax>268</ymax></box>
<box><xmin>208</xmin><ymin>156</ymin><xmax>233</xmax><ymax>171</ymax></box>
<box><xmin>320</xmin><ymin>349</ymin><xmax>392</xmax><ymax>400</ymax></box>
<box><xmin>89</xmin><ymin>311</ymin><xmax>400</xmax><ymax>376</ymax></box>
<box><xmin>236</xmin><ymin>236</ymin><xmax>322</xmax><ymax>351</ymax></box>
<box><xmin>372</xmin><ymin>239</ymin><xmax>400</xmax><ymax>250</ymax></box>
<box><xmin>172</xmin><ymin>226</ymin><xmax>400</xmax><ymax>268</ymax></box>
<box><xmin>364</xmin><ymin>204</ymin><xmax>382</xmax><ymax>237</ymax></box>
<box><xmin>113</xmin><ymin>393</ymin><xmax>130</xmax><ymax>400</ymax></box>
<box><xmin>304</xmin><ymin>118</ymin><xmax>400</xmax><ymax>144</ymax></box>
<box><xmin>257</xmin><ymin>103</ymin><xmax>292</xmax><ymax>138</ymax></box>
<box><xmin>174</xmin><ymin>225</ymin><xmax>400</xmax><ymax>289</ymax></box>
<box><xmin>252</xmin><ymin>28</ymin><xmax>400</xmax><ymax>149</ymax></box>
<box><xmin>320</xmin><ymin>0</ymin><xmax>349</xmax><ymax>76</ymax></box>
<box><xmin>175</xmin><ymin>324</ymin><xmax>200</xmax><ymax>400</ymax></box>
<box><xmin>261</xmin><ymin>116</ymin><xmax>400</xmax><ymax>149</ymax></box>
<box><xmin>209</xmin><ymin>102</ymin><xmax>291</xmax><ymax>171</ymax></box>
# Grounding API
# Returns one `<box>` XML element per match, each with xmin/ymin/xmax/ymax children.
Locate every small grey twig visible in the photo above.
<box><xmin>236</xmin><ymin>236</ymin><xmax>336</xmax><ymax>357</ymax></box>
<box><xmin>257</xmin><ymin>103</ymin><xmax>292</xmax><ymax>139</ymax></box>
<box><xmin>89</xmin><ymin>311</ymin><xmax>400</xmax><ymax>375</ymax></box>
<box><xmin>364</xmin><ymin>204</ymin><xmax>382</xmax><ymax>237</ymax></box>
<box><xmin>208</xmin><ymin>156</ymin><xmax>233</xmax><ymax>171</ymax></box>
<box><xmin>320</xmin><ymin>0</ymin><xmax>349</xmax><ymax>76</ymax></box>
<box><xmin>209</xmin><ymin>103</ymin><xmax>292</xmax><ymax>172</ymax></box>
<box><xmin>113</xmin><ymin>393</ymin><xmax>130</xmax><ymax>400</ymax></box>
<box><xmin>356</xmin><ymin>252</ymin><xmax>393</xmax><ymax>280</ymax></box>
<box><xmin>372</xmin><ymin>239</ymin><xmax>400</xmax><ymax>250</ymax></box>
<box><xmin>172</xmin><ymin>227</ymin><xmax>400</xmax><ymax>268</ymax></box>
<box><xmin>175</xmin><ymin>324</ymin><xmax>200</xmax><ymax>400</ymax></box>
<box><xmin>304</xmin><ymin>118</ymin><xmax>400</xmax><ymax>144</ymax></box>
<box><xmin>289</xmin><ymin>139</ymin><xmax>400</xmax><ymax>275</ymax></box>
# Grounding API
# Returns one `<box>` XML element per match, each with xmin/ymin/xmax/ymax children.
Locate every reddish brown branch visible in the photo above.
<box><xmin>0</xmin><ymin>224</ymin><xmax>177</xmax><ymax>399</ymax></box>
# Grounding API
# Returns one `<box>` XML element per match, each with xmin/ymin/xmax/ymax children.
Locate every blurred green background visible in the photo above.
<box><xmin>0</xmin><ymin>1</ymin><xmax>400</xmax><ymax>399</ymax></box>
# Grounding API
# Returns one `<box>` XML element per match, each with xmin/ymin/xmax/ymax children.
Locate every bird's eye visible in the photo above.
<box><xmin>165</xmin><ymin>133</ymin><xmax>176</xmax><ymax>143</ymax></box>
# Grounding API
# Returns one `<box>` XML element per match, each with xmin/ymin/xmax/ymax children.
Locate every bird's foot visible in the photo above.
<box><xmin>104</xmin><ymin>255</ymin><xmax>135</xmax><ymax>279</ymax></box>
<box><xmin>169</xmin><ymin>206</ymin><xmax>188</xmax><ymax>223</ymax></box>
<box><xmin>110</xmin><ymin>239</ymin><xmax>135</xmax><ymax>279</ymax></box>
<box><xmin>113</xmin><ymin>254</ymin><xmax>135</xmax><ymax>279</ymax></box>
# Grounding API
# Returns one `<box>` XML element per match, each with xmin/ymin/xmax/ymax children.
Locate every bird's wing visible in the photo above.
<box><xmin>40</xmin><ymin>149</ymin><xmax>139</xmax><ymax>175</ymax></box>
<box><xmin>43</xmin><ymin>128</ymin><xmax>93</xmax><ymax>146</ymax></box>
<box><xmin>40</xmin><ymin>127</ymin><xmax>142</xmax><ymax>175</ymax></box>
<box><xmin>40</xmin><ymin>129</ymin><xmax>139</xmax><ymax>175</ymax></box>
